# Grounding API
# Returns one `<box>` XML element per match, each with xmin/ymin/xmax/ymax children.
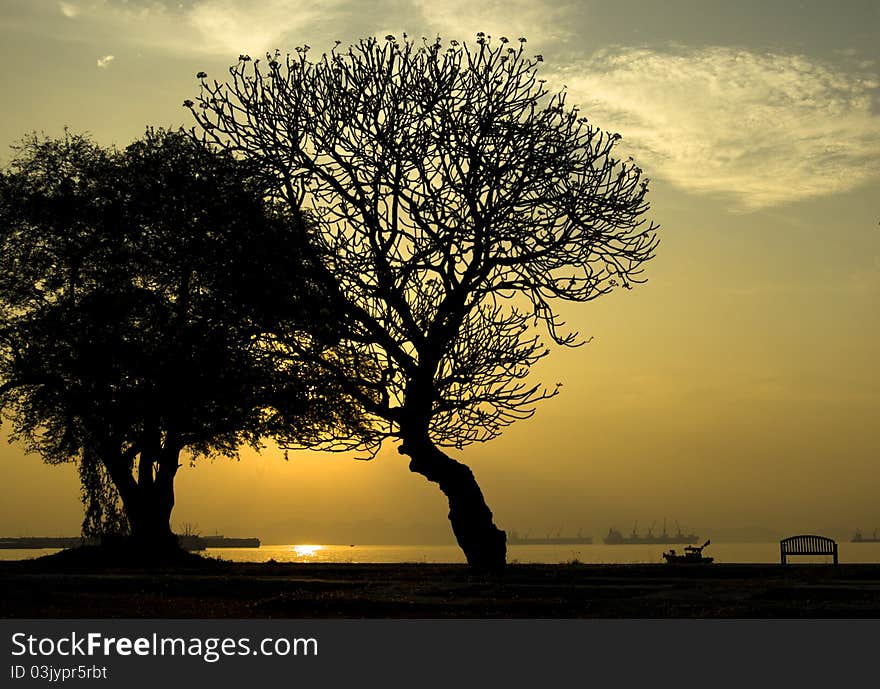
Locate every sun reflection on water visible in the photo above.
<box><xmin>291</xmin><ymin>544</ymin><xmax>324</xmax><ymax>558</ymax></box>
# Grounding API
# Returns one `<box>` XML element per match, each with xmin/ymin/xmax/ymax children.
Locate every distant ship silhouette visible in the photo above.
<box><xmin>603</xmin><ymin>520</ymin><xmax>699</xmax><ymax>545</ymax></box>
<box><xmin>851</xmin><ymin>529</ymin><xmax>880</xmax><ymax>543</ymax></box>
<box><xmin>0</xmin><ymin>535</ymin><xmax>260</xmax><ymax>550</ymax></box>
<box><xmin>508</xmin><ymin>530</ymin><xmax>593</xmax><ymax>545</ymax></box>
<box><xmin>177</xmin><ymin>535</ymin><xmax>260</xmax><ymax>550</ymax></box>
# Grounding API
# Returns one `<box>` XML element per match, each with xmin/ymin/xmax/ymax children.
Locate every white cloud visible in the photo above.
<box><xmin>96</xmin><ymin>54</ymin><xmax>114</xmax><ymax>67</ymax></box>
<box><xmin>556</xmin><ymin>47</ymin><xmax>880</xmax><ymax>210</ymax></box>
<box><xmin>185</xmin><ymin>0</ymin><xmax>339</xmax><ymax>56</ymax></box>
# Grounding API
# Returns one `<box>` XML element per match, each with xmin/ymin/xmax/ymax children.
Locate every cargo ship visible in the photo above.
<box><xmin>508</xmin><ymin>530</ymin><xmax>593</xmax><ymax>545</ymax></box>
<box><xmin>0</xmin><ymin>537</ymin><xmax>87</xmax><ymax>549</ymax></box>
<box><xmin>603</xmin><ymin>520</ymin><xmax>699</xmax><ymax>545</ymax></box>
<box><xmin>0</xmin><ymin>535</ymin><xmax>260</xmax><ymax>551</ymax></box>
<box><xmin>177</xmin><ymin>535</ymin><xmax>261</xmax><ymax>550</ymax></box>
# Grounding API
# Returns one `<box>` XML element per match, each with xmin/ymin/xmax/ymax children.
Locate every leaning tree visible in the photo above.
<box><xmin>0</xmin><ymin>129</ymin><xmax>361</xmax><ymax>554</ymax></box>
<box><xmin>189</xmin><ymin>34</ymin><xmax>659</xmax><ymax>570</ymax></box>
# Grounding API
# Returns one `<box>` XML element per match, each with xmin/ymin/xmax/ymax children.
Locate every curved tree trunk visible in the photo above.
<box><xmin>399</xmin><ymin>437</ymin><xmax>506</xmax><ymax>572</ymax></box>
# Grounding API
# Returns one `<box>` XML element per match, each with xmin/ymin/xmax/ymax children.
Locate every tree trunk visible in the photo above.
<box><xmin>103</xmin><ymin>450</ymin><xmax>180</xmax><ymax>556</ymax></box>
<box><xmin>124</xmin><ymin>480</ymin><xmax>178</xmax><ymax>555</ymax></box>
<box><xmin>399</xmin><ymin>437</ymin><xmax>506</xmax><ymax>572</ymax></box>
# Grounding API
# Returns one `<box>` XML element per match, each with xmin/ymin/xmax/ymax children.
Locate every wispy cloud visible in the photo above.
<box><xmin>96</xmin><ymin>53</ymin><xmax>114</xmax><ymax>67</ymax></box>
<box><xmin>17</xmin><ymin>0</ymin><xmax>570</xmax><ymax>61</ymax></box>
<box><xmin>186</xmin><ymin>0</ymin><xmax>342</xmax><ymax>56</ymax></box>
<box><xmin>556</xmin><ymin>47</ymin><xmax>880</xmax><ymax>210</ymax></box>
<box><xmin>27</xmin><ymin>0</ymin><xmax>346</xmax><ymax>57</ymax></box>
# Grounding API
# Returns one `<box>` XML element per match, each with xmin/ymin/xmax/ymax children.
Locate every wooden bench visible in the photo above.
<box><xmin>780</xmin><ymin>535</ymin><xmax>838</xmax><ymax>565</ymax></box>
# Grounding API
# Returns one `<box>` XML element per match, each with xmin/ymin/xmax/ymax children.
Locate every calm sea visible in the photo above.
<box><xmin>3</xmin><ymin>542</ymin><xmax>880</xmax><ymax>564</ymax></box>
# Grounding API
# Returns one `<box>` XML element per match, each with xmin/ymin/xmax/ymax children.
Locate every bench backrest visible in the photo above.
<box><xmin>780</xmin><ymin>535</ymin><xmax>838</xmax><ymax>564</ymax></box>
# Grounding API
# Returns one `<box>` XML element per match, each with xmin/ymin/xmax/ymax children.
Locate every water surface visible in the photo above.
<box><xmin>3</xmin><ymin>542</ymin><xmax>878</xmax><ymax>564</ymax></box>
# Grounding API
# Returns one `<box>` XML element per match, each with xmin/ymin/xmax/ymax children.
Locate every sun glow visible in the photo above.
<box><xmin>291</xmin><ymin>544</ymin><xmax>324</xmax><ymax>558</ymax></box>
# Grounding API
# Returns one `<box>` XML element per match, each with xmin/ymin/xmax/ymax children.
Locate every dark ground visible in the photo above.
<box><xmin>3</xmin><ymin>549</ymin><xmax>880</xmax><ymax>617</ymax></box>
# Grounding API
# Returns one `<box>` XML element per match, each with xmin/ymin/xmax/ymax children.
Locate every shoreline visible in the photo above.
<box><xmin>4</xmin><ymin>558</ymin><xmax>880</xmax><ymax>618</ymax></box>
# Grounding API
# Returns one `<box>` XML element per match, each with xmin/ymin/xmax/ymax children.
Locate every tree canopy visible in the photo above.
<box><xmin>190</xmin><ymin>35</ymin><xmax>659</xmax><ymax>569</ymax></box>
<box><xmin>0</xmin><ymin>128</ymin><xmax>362</xmax><ymax>551</ymax></box>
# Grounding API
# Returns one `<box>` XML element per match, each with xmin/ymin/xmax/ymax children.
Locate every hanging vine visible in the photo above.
<box><xmin>78</xmin><ymin>448</ymin><xmax>129</xmax><ymax>540</ymax></box>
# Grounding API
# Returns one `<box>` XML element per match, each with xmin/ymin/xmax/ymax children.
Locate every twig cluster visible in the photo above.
<box><xmin>190</xmin><ymin>34</ymin><xmax>659</xmax><ymax>453</ymax></box>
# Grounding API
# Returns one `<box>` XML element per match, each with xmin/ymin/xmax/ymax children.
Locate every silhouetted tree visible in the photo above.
<box><xmin>189</xmin><ymin>35</ymin><xmax>659</xmax><ymax>570</ymax></box>
<box><xmin>0</xmin><ymin>129</ymin><xmax>360</xmax><ymax>554</ymax></box>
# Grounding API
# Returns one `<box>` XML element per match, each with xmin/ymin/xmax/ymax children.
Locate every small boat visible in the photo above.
<box><xmin>662</xmin><ymin>540</ymin><xmax>714</xmax><ymax>564</ymax></box>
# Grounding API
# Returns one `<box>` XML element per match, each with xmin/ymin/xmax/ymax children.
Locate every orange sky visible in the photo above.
<box><xmin>1</xmin><ymin>1</ymin><xmax>877</xmax><ymax>543</ymax></box>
